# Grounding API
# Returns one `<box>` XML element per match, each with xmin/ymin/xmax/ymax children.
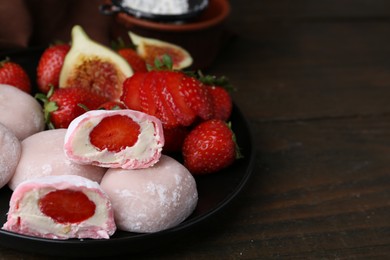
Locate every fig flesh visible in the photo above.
<box><xmin>129</xmin><ymin>31</ymin><xmax>193</xmax><ymax>70</ymax></box>
<box><xmin>59</xmin><ymin>25</ymin><xmax>133</xmax><ymax>101</ymax></box>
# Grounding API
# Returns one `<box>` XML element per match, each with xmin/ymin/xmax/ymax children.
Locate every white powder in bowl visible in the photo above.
<box><xmin>122</xmin><ymin>0</ymin><xmax>189</xmax><ymax>15</ymax></box>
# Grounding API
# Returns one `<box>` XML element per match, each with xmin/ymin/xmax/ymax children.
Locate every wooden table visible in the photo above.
<box><xmin>2</xmin><ymin>0</ymin><xmax>390</xmax><ymax>258</ymax></box>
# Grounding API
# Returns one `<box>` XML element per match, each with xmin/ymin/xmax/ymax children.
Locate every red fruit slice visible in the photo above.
<box><xmin>163</xmin><ymin>72</ymin><xmax>196</xmax><ymax>126</ymax></box>
<box><xmin>154</xmin><ymin>71</ymin><xmax>179</xmax><ymax>128</ymax></box>
<box><xmin>179</xmin><ymin>76</ymin><xmax>213</xmax><ymax>120</ymax></box>
<box><xmin>120</xmin><ymin>72</ymin><xmax>147</xmax><ymax>111</ymax></box>
<box><xmin>139</xmin><ymin>71</ymin><xmax>158</xmax><ymax>116</ymax></box>
<box><xmin>39</xmin><ymin>189</ymin><xmax>96</xmax><ymax>224</ymax></box>
<box><xmin>89</xmin><ymin>114</ymin><xmax>141</xmax><ymax>152</ymax></box>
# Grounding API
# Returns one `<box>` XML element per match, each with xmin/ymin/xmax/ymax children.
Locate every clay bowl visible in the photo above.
<box><xmin>109</xmin><ymin>0</ymin><xmax>231</xmax><ymax>69</ymax></box>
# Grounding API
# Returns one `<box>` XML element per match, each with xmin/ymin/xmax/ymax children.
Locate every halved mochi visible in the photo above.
<box><xmin>3</xmin><ymin>175</ymin><xmax>116</xmax><ymax>239</ymax></box>
<box><xmin>64</xmin><ymin>109</ymin><xmax>164</xmax><ymax>169</ymax></box>
<box><xmin>0</xmin><ymin>84</ymin><xmax>44</xmax><ymax>140</ymax></box>
<box><xmin>100</xmin><ymin>155</ymin><xmax>198</xmax><ymax>233</ymax></box>
<box><xmin>8</xmin><ymin>129</ymin><xmax>106</xmax><ymax>191</ymax></box>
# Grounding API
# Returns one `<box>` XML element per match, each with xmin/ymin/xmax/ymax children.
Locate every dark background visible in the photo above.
<box><xmin>0</xmin><ymin>0</ymin><xmax>390</xmax><ymax>258</ymax></box>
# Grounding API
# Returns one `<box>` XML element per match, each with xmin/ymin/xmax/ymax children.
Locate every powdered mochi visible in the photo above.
<box><xmin>100</xmin><ymin>155</ymin><xmax>198</xmax><ymax>233</ymax></box>
<box><xmin>0</xmin><ymin>123</ymin><xmax>21</xmax><ymax>188</ymax></box>
<box><xmin>8</xmin><ymin>129</ymin><xmax>106</xmax><ymax>190</ymax></box>
<box><xmin>0</xmin><ymin>84</ymin><xmax>44</xmax><ymax>140</ymax></box>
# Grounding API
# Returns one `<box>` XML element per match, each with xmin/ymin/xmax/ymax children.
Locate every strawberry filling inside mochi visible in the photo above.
<box><xmin>89</xmin><ymin>115</ymin><xmax>140</xmax><ymax>153</ymax></box>
<box><xmin>2</xmin><ymin>175</ymin><xmax>116</xmax><ymax>240</ymax></box>
<box><xmin>39</xmin><ymin>189</ymin><xmax>96</xmax><ymax>224</ymax></box>
<box><xmin>64</xmin><ymin>109</ymin><xmax>164</xmax><ymax>169</ymax></box>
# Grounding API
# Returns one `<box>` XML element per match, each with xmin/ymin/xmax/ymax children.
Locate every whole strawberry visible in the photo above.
<box><xmin>196</xmin><ymin>73</ymin><xmax>234</xmax><ymax>121</ymax></box>
<box><xmin>118</xmin><ymin>48</ymin><xmax>147</xmax><ymax>73</ymax></box>
<box><xmin>112</xmin><ymin>38</ymin><xmax>147</xmax><ymax>73</ymax></box>
<box><xmin>182</xmin><ymin>119</ymin><xmax>241</xmax><ymax>175</ymax></box>
<box><xmin>36</xmin><ymin>43</ymin><xmax>71</xmax><ymax>93</ymax></box>
<box><xmin>0</xmin><ymin>59</ymin><xmax>31</xmax><ymax>93</ymax></box>
<box><xmin>36</xmin><ymin>87</ymin><xmax>107</xmax><ymax>129</ymax></box>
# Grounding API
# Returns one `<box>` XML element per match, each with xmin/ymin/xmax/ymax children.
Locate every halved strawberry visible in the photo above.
<box><xmin>89</xmin><ymin>114</ymin><xmax>140</xmax><ymax>152</ymax></box>
<box><xmin>39</xmin><ymin>189</ymin><xmax>96</xmax><ymax>224</ymax></box>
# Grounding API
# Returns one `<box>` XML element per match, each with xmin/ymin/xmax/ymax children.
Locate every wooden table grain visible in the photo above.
<box><xmin>2</xmin><ymin>0</ymin><xmax>390</xmax><ymax>259</ymax></box>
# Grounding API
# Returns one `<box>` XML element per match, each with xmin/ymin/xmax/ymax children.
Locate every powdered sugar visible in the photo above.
<box><xmin>122</xmin><ymin>0</ymin><xmax>189</xmax><ymax>15</ymax></box>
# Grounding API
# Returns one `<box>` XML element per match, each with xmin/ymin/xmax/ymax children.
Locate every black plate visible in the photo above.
<box><xmin>100</xmin><ymin>0</ymin><xmax>209</xmax><ymax>23</ymax></box>
<box><xmin>0</xmin><ymin>48</ymin><xmax>255</xmax><ymax>257</ymax></box>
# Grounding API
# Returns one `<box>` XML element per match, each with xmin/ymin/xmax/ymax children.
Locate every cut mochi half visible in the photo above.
<box><xmin>64</xmin><ymin>109</ymin><xmax>164</xmax><ymax>169</ymax></box>
<box><xmin>3</xmin><ymin>175</ymin><xmax>116</xmax><ymax>240</ymax></box>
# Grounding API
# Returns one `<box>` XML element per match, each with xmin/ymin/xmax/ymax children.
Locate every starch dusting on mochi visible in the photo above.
<box><xmin>0</xmin><ymin>123</ymin><xmax>21</xmax><ymax>188</ymax></box>
<box><xmin>8</xmin><ymin>129</ymin><xmax>106</xmax><ymax>191</ymax></box>
<box><xmin>100</xmin><ymin>155</ymin><xmax>198</xmax><ymax>233</ymax></box>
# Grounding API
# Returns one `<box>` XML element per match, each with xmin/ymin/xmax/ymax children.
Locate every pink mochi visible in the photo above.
<box><xmin>100</xmin><ymin>155</ymin><xmax>198</xmax><ymax>233</ymax></box>
<box><xmin>8</xmin><ymin>129</ymin><xmax>106</xmax><ymax>191</ymax></box>
<box><xmin>64</xmin><ymin>109</ymin><xmax>164</xmax><ymax>169</ymax></box>
<box><xmin>0</xmin><ymin>84</ymin><xmax>44</xmax><ymax>140</ymax></box>
<box><xmin>3</xmin><ymin>175</ymin><xmax>116</xmax><ymax>239</ymax></box>
<box><xmin>0</xmin><ymin>123</ymin><xmax>21</xmax><ymax>188</ymax></box>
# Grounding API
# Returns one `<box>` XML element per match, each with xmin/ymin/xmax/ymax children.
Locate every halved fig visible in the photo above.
<box><xmin>129</xmin><ymin>31</ymin><xmax>193</xmax><ymax>70</ymax></box>
<box><xmin>59</xmin><ymin>25</ymin><xmax>133</xmax><ymax>101</ymax></box>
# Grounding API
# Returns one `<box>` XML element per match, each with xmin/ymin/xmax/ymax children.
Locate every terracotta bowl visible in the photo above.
<box><xmin>109</xmin><ymin>0</ymin><xmax>231</xmax><ymax>69</ymax></box>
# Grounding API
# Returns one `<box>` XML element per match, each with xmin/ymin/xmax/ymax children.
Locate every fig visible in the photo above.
<box><xmin>129</xmin><ymin>32</ymin><xmax>193</xmax><ymax>70</ymax></box>
<box><xmin>59</xmin><ymin>25</ymin><xmax>133</xmax><ymax>101</ymax></box>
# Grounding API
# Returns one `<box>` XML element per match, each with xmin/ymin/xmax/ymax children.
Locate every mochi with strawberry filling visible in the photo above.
<box><xmin>64</xmin><ymin>109</ymin><xmax>164</xmax><ymax>169</ymax></box>
<box><xmin>3</xmin><ymin>175</ymin><xmax>116</xmax><ymax>240</ymax></box>
<box><xmin>100</xmin><ymin>155</ymin><xmax>198</xmax><ymax>233</ymax></box>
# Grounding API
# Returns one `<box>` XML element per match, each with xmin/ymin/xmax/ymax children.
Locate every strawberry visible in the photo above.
<box><xmin>121</xmin><ymin>72</ymin><xmax>147</xmax><ymax>111</ymax></box>
<box><xmin>163</xmin><ymin>126</ymin><xmax>189</xmax><ymax>153</ymax></box>
<box><xmin>118</xmin><ymin>48</ymin><xmax>147</xmax><ymax>73</ymax></box>
<box><xmin>208</xmin><ymin>86</ymin><xmax>232</xmax><ymax>121</ymax></box>
<box><xmin>120</xmin><ymin>55</ymin><xmax>212</xmax><ymax>129</ymax></box>
<box><xmin>0</xmin><ymin>59</ymin><xmax>31</xmax><ymax>93</ymax></box>
<box><xmin>112</xmin><ymin>38</ymin><xmax>147</xmax><ymax>73</ymax></box>
<box><xmin>182</xmin><ymin>119</ymin><xmax>241</xmax><ymax>175</ymax></box>
<box><xmin>178</xmin><ymin>75</ymin><xmax>213</xmax><ymax>121</ymax></box>
<box><xmin>36</xmin><ymin>43</ymin><xmax>71</xmax><ymax>93</ymax></box>
<box><xmin>89</xmin><ymin>114</ymin><xmax>140</xmax><ymax>152</ymax></box>
<box><xmin>194</xmin><ymin>72</ymin><xmax>234</xmax><ymax>121</ymax></box>
<box><xmin>36</xmin><ymin>87</ymin><xmax>107</xmax><ymax>129</ymax></box>
<box><xmin>39</xmin><ymin>190</ymin><xmax>96</xmax><ymax>224</ymax></box>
